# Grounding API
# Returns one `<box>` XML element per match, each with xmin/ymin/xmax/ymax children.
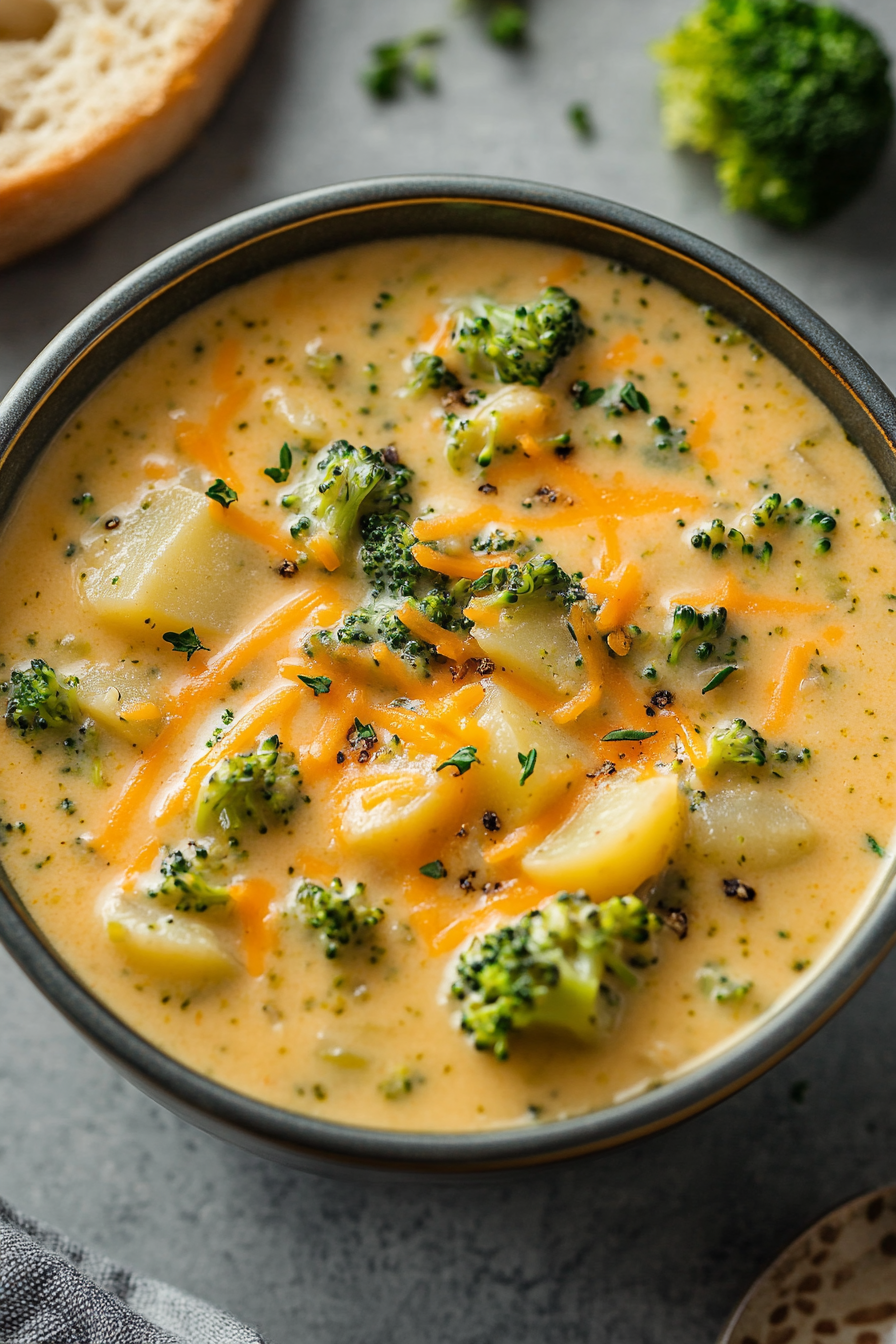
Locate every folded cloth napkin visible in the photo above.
<box><xmin>0</xmin><ymin>1198</ymin><xmax>265</xmax><ymax>1344</ymax></box>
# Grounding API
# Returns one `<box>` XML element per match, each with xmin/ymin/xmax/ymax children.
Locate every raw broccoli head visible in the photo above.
<box><xmin>404</xmin><ymin>351</ymin><xmax>462</xmax><ymax>397</ymax></box>
<box><xmin>147</xmin><ymin>848</ymin><xmax>231</xmax><ymax>913</ymax></box>
<box><xmin>451</xmin><ymin>891</ymin><xmax>660</xmax><ymax>1059</ymax></box>
<box><xmin>462</xmin><ymin>555</ymin><xmax>585</xmax><ymax>612</ymax></box>
<box><xmin>282</xmin><ymin>440</ymin><xmax>414</xmax><ymax>562</ymax></box>
<box><xmin>4</xmin><ymin>659</ymin><xmax>81</xmax><ymax>734</ymax></box>
<box><xmin>196</xmin><ymin>735</ymin><xmax>302</xmax><ymax>836</ymax></box>
<box><xmin>452</xmin><ymin>286</ymin><xmax>585</xmax><ymax>386</ymax></box>
<box><xmin>294</xmin><ymin>876</ymin><xmax>385</xmax><ymax>958</ymax></box>
<box><xmin>707</xmin><ymin>717</ymin><xmax>767</xmax><ymax>768</ymax></box>
<box><xmin>667</xmin><ymin>603</ymin><xmax>727</xmax><ymax>665</ymax></box>
<box><xmin>653</xmin><ymin>0</ymin><xmax>895</xmax><ymax>228</ymax></box>
<box><xmin>359</xmin><ymin>514</ymin><xmax>423</xmax><ymax>599</ymax></box>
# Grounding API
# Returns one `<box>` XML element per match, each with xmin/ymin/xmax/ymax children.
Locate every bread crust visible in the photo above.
<box><xmin>0</xmin><ymin>0</ymin><xmax>276</xmax><ymax>268</ymax></box>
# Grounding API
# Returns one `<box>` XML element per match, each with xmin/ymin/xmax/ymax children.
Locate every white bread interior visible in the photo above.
<box><xmin>0</xmin><ymin>0</ymin><xmax>275</xmax><ymax>268</ymax></box>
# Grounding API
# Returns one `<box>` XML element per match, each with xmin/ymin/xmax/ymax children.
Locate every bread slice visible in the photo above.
<box><xmin>0</xmin><ymin>0</ymin><xmax>275</xmax><ymax>268</ymax></box>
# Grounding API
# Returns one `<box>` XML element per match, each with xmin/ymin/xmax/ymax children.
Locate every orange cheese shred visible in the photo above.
<box><xmin>175</xmin><ymin>338</ymin><xmax>252</xmax><ymax>490</ymax></box>
<box><xmin>409</xmin><ymin>879</ymin><xmax>549</xmax><ymax>956</ymax></box>
<box><xmin>306</xmin><ymin>532</ymin><xmax>342</xmax><ymax>572</ymax></box>
<box><xmin>395</xmin><ymin>601</ymin><xmax>470</xmax><ymax>663</ymax></box>
<box><xmin>763</xmin><ymin>640</ymin><xmax>817</xmax><ymax>735</ymax></box>
<box><xmin>229</xmin><ymin>878</ymin><xmax>276</xmax><ymax>977</ymax></box>
<box><xmin>671</xmin><ymin>573</ymin><xmax>831</xmax><ymax>617</ymax></box>
<box><xmin>410</xmin><ymin>544</ymin><xmax>495</xmax><ymax>581</ymax></box>
<box><xmin>215</xmin><ymin>502</ymin><xmax>296</xmax><ymax>558</ymax></box>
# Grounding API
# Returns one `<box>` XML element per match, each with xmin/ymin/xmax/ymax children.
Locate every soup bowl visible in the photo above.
<box><xmin>1</xmin><ymin>176</ymin><xmax>895</xmax><ymax>1178</ymax></box>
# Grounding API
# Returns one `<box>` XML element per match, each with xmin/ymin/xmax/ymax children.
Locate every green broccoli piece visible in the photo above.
<box><xmin>653</xmin><ymin>0</ymin><xmax>895</xmax><ymax>229</ymax></box>
<box><xmin>337</xmin><ymin>586</ymin><xmax>469</xmax><ymax>677</ymax></box>
<box><xmin>451</xmin><ymin>891</ymin><xmax>660</xmax><ymax>1059</ymax></box>
<box><xmin>196</xmin><ymin>735</ymin><xmax>302</xmax><ymax>836</ymax></box>
<box><xmin>404</xmin><ymin>351</ymin><xmax>461</xmax><ymax>397</ymax></box>
<box><xmin>282</xmin><ymin>440</ymin><xmax>413</xmax><ymax>563</ymax></box>
<box><xmin>470</xmin><ymin>525</ymin><xmax>527</xmax><ymax>555</ymax></box>
<box><xmin>698</xmin><ymin>962</ymin><xmax>752</xmax><ymax>1002</ymax></box>
<box><xmin>707</xmin><ymin>717</ymin><xmax>767</xmax><ymax>768</ymax></box>
<box><xmin>461</xmin><ymin>555</ymin><xmax>585</xmax><ymax>612</ymax></box>
<box><xmin>667</xmin><ymin>603</ymin><xmax>728</xmax><ymax>665</ymax></box>
<box><xmin>452</xmin><ymin>286</ymin><xmax>585</xmax><ymax>386</ymax></box>
<box><xmin>359</xmin><ymin>514</ymin><xmax>423</xmax><ymax>599</ymax></box>
<box><xmin>4</xmin><ymin>659</ymin><xmax>81</xmax><ymax>734</ymax></box>
<box><xmin>147</xmin><ymin>848</ymin><xmax>231</xmax><ymax>913</ymax></box>
<box><xmin>294</xmin><ymin>876</ymin><xmax>384</xmax><ymax>958</ymax></box>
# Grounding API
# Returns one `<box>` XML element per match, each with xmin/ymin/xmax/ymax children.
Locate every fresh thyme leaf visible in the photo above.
<box><xmin>419</xmin><ymin>859</ymin><xmax>447</xmax><ymax>879</ymax></box>
<box><xmin>437</xmin><ymin>745</ymin><xmax>480</xmax><ymax>776</ymax></box>
<box><xmin>264</xmin><ymin>444</ymin><xmax>293</xmax><ymax>484</ymax></box>
<box><xmin>570</xmin><ymin>379</ymin><xmax>604</xmax><ymax>409</ymax></box>
<box><xmin>567</xmin><ymin>102</ymin><xmax>594</xmax><ymax>139</ymax></box>
<box><xmin>206</xmin><ymin>479</ymin><xmax>238</xmax><ymax>509</ymax></box>
<box><xmin>163</xmin><ymin>628</ymin><xmax>208</xmax><ymax>661</ymax></box>
<box><xmin>517</xmin><ymin>747</ymin><xmax>537</xmax><ymax>785</ymax></box>
<box><xmin>602</xmin><ymin>728</ymin><xmax>658</xmax><ymax>742</ymax></box>
<box><xmin>619</xmin><ymin>381</ymin><xmax>650</xmax><ymax>413</ymax></box>
<box><xmin>702</xmin><ymin>665</ymin><xmax>738</xmax><ymax>694</ymax></box>
<box><xmin>866</xmin><ymin>833</ymin><xmax>886</xmax><ymax>857</ymax></box>
<box><xmin>354</xmin><ymin>717</ymin><xmax>376</xmax><ymax>740</ymax></box>
<box><xmin>362</xmin><ymin>29</ymin><xmax>443</xmax><ymax>101</ymax></box>
<box><xmin>298</xmin><ymin>674</ymin><xmax>332</xmax><ymax>696</ymax></box>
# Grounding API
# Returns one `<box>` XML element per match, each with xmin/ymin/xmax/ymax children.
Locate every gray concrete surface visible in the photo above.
<box><xmin>1</xmin><ymin>1</ymin><xmax>895</xmax><ymax>1340</ymax></box>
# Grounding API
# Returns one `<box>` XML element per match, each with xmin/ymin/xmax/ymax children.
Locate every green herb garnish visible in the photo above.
<box><xmin>602</xmin><ymin>728</ymin><xmax>658</xmax><ymax>742</ymax></box>
<box><xmin>518</xmin><ymin>748</ymin><xmax>537</xmax><ymax>785</ymax></box>
<box><xmin>420</xmin><ymin>860</ymin><xmax>447</xmax><ymax>879</ymax></box>
<box><xmin>264</xmin><ymin>444</ymin><xmax>293</xmax><ymax>484</ymax></box>
<box><xmin>702</xmin><ymin>665</ymin><xmax>737</xmax><ymax>694</ymax></box>
<box><xmin>163</xmin><ymin>628</ymin><xmax>208</xmax><ymax>661</ymax></box>
<box><xmin>298</xmin><ymin>674</ymin><xmax>332</xmax><ymax>697</ymax></box>
<box><xmin>206</xmin><ymin>479</ymin><xmax>238</xmax><ymax>509</ymax></box>
<box><xmin>437</xmin><ymin>745</ymin><xmax>480</xmax><ymax>776</ymax></box>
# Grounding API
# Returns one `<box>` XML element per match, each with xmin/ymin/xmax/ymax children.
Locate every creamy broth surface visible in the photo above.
<box><xmin>0</xmin><ymin>236</ymin><xmax>893</xmax><ymax>1132</ymax></box>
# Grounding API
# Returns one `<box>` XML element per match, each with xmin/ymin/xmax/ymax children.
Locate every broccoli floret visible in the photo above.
<box><xmin>451</xmin><ymin>892</ymin><xmax>660</xmax><ymax>1059</ymax></box>
<box><xmin>707</xmin><ymin>717</ymin><xmax>767</xmax><ymax>768</ymax></box>
<box><xmin>337</xmin><ymin>586</ymin><xmax>470</xmax><ymax>677</ymax></box>
<box><xmin>359</xmin><ymin>514</ymin><xmax>423</xmax><ymax>599</ymax></box>
<box><xmin>147</xmin><ymin>848</ymin><xmax>231</xmax><ymax>913</ymax></box>
<box><xmin>698</xmin><ymin>961</ymin><xmax>752</xmax><ymax>1002</ymax></box>
<box><xmin>4</xmin><ymin>659</ymin><xmax>81</xmax><ymax>734</ymax></box>
<box><xmin>452</xmin><ymin>286</ymin><xmax>585</xmax><ymax>386</ymax></box>
<box><xmin>294</xmin><ymin>876</ymin><xmax>384</xmax><ymax>958</ymax></box>
<box><xmin>282</xmin><ymin>440</ymin><xmax>414</xmax><ymax>563</ymax></box>
<box><xmin>196</xmin><ymin>735</ymin><xmax>302</xmax><ymax>835</ymax></box>
<box><xmin>653</xmin><ymin>0</ymin><xmax>895</xmax><ymax>229</ymax></box>
<box><xmin>666</xmin><ymin>603</ymin><xmax>727</xmax><ymax>665</ymax></box>
<box><xmin>462</xmin><ymin>555</ymin><xmax>585</xmax><ymax>612</ymax></box>
<box><xmin>404</xmin><ymin>351</ymin><xmax>461</xmax><ymax>397</ymax></box>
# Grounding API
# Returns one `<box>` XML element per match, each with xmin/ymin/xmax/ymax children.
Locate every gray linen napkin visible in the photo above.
<box><xmin>0</xmin><ymin>1198</ymin><xmax>265</xmax><ymax>1343</ymax></box>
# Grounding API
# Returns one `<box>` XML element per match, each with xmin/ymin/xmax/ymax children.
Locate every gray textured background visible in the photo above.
<box><xmin>1</xmin><ymin>2</ymin><xmax>896</xmax><ymax>1340</ymax></box>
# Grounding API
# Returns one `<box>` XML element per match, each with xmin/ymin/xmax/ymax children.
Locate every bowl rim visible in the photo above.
<box><xmin>2</xmin><ymin>173</ymin><xmax>896</xmax><ymax>1174</ymax></box>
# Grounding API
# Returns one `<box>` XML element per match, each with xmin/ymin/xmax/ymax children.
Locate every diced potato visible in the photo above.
<box><xmin>486</xmin><ymin>386</ymin><xmax>554</xmax><ymax>443</ymax></box>
<box><xmin>475</xmin><ymin>681</ymin><xmax>581</xmax><ymax>825</ymax></box>
<box><xmin>68</xmin><ymin>659</ymin><xmax>163</xmax><ymax>742</ymax></box>
<box><xmin>522</xmin><ymin>772</ymin><xmax>685</xmax><ymax>897</ymax></box>
<box><xmin>80</xmin><ymin>485</ymin><xmax>264</xmax><ymax>640</ymax></box>
<box><xmin>335</xmin><ymin>761</ymin><xmax>472</xmax><ymax>863</ymax></box>
<box><xmin>687</xmin><ymin>788</ymin><xmax>816</xmax><ymax>870</ymax></box>
<box><xmin>470</xmin><ymin>601</ymin><xmax>586</xmax><ymax>700</ymax></box>
<box><xmin>105</xmin><ymin>899</ymin><xmax>235</xmax><ymax>981</ymax></box>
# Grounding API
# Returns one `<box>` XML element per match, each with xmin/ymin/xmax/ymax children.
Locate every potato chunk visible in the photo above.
<box><xmin>81</xmin><ymin>485</ymin><xmax>264</xmax><ymax>640</ymax></box>
<box><xmin>476</xmin><ymin>681</ymin><xmax>581</xmax><ymax>825</ymax></box>
<box><xmin>522</xmin><ymin>773</ymin><xmax>684</xmax><ymax>897</ymax></box>
<box><xmin>334</xmin><ymin>761</ymin><xmax>472</xmax><ymax>864</ymax></box>
<box><xmin>469</xmin><ymin>602</ymin><xmax>585</xmax><ymax>700</ymax></box>
<box><xmin>69</xmin><ymin>659</ymin><xmax>163</xmax><ymax>742</ymax></box>
<box><xmin>105</xmin><ymin>899</ymin><xmax>234</xmax><ymax>981</ymax></box>
<box><xmin>687</xmin><ymin>788</ymin><xmax>816</xmax><ymax>870</ymax></box>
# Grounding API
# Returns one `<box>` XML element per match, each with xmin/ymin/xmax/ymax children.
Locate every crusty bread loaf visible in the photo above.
<box><xmin>0</xmin><ymin>0</ymin><xmax>275</xmax><ymax>268</ymax></box>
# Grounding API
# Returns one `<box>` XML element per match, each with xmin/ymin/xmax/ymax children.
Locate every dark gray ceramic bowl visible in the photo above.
<box><xmin>2</xmin><ymin>176</ymin><xmax>896</xmax><ymax>1179</ymax></box>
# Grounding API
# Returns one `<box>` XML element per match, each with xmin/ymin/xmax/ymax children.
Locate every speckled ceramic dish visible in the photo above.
<box><xmin>720</xmin><ymin>1184</ymin><xmax>896</xmax><ymax>1344</ymax></box>
<box><xmin>1</xmin><ymin>177</ymin><xmax>896</xmax><ymax>1177</ymax></box>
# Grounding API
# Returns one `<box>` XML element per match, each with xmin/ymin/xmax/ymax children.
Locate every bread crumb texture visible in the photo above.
<box><xmin>0</xmin><ymin>0</ymin><xmax>274</xmax><ymax>266</ymax></box>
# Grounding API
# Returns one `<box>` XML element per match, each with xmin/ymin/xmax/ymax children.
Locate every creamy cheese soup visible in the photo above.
<box><xmin>0</xmin><ymin>237</ymin><xmax>893</xmax><ymax>1133</ymax></box>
